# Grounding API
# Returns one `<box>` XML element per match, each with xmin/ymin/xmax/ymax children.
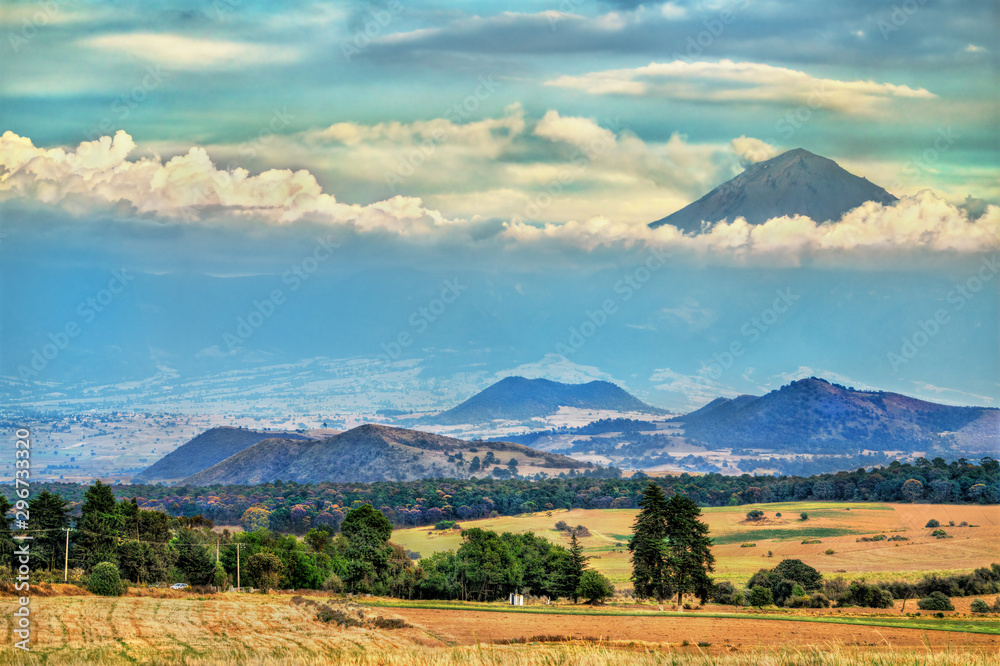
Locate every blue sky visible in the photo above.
<box><xmin>1</xmin><ymin>0</ymin><xmax>998</xmax><ymax>412</ymax></box>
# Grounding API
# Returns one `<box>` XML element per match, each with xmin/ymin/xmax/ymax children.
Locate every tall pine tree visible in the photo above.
<box><xmin>28</xmin><ymin>490</ymin><xmax>70</xmax><ymax>570</ymax></box>
<box><xmin>663</xmin><ymin>493</ymin><xmax>715</xmax><ymax>610</ymax></box>
<box><xmin>628</xmin><ymin>483</ymin><xmax>670</xmax><ymax>601</ymax></box>
<box><xmin>74</xmin><ymin>480</ymin><xmax>123</xmax><ymax>570</ymax></box>
<box><xmin>567</xmin><ymin>531</ymin><xmax>588</xmax><ymax>602</ymax></box>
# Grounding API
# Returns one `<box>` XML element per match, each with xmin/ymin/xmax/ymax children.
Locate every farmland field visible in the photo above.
<box><xmin>390</xmin><ymin>503</ymin><xmax>1000</xmax><ymax>587</ymax></box>
<box><xmin>3</xmin><ymin>591</ymin><xmax>1000</xmax><ymax>665</ymax></box>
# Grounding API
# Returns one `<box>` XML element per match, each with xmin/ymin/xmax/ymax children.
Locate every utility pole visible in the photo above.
<box><xmin>236</xmin><ymin>543</ymin><xmax>242</xmax><ymax>591</ymax></box>
<box><xmin>63</xmin><ymin>528</ymin><xmax>70</xmax><ymax>583</ymax></box>
<box><xmin>216</xmin><ymin>537</ymin><xmax>220</xmax><ymax>563</ymax></box>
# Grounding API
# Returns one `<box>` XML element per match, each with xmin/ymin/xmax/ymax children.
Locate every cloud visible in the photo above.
<box><xmin>3</xmin><ymin>129</ymin><xmax>997</xmax><ymax>264</ymax></box>
<box><xmin>494</xmin><ymin>354</ymin><xmax>616</xmax><ymax>384</ymax></box>
<box><xmin>649</xmin><ymin>367</ymin><xmax>737</xmax><ymax>409</ymax></box>
<box><xmin>79</xmin><ymin>33</ymin><xmax>301</xmax><ymax>70</ymax></box>
<box><xmin>547</xmin><ymin>60</ymin><xmax>936</xmax><ymax>114</ymax></box>
<box><xmin>731</xmin><ymin>136</ymin><xmax>779</xmax><ymax>165</ymax></box>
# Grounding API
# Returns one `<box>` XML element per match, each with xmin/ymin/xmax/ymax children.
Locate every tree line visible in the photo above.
<box><xmin>8</xmin><ymin>457</ymin><xmax>996</xmax><ymax>537</ymax></box>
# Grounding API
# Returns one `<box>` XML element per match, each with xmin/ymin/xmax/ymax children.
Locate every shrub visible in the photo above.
<box><xmin>577</xmin><ymin>570</ymin><xmax>614</xmax><ymax>604</ymax></box>
<box><xmin>808</xmin><ymin>593</ymin><xmax>831</xmax><ymax>608</ymax></box>
<box><xmin>212</xmin><ymin>561</ymin><xmax>228</xmax><ymax>589</ymax></box>
<box><xmin>970</xmin><ymin>599</ymin><xmax>990</xmax><ymax>613</ymax></box>
<box><xmin>745</xmin><ymin>510</ymin><xmax>764</xmax><ymax>521</ymax></box>
<box><xmin>917</xmin><ymin>591</ymin><xmax>955</xmax><ymax>611</ymax></box>
<box><xmin>930</xmin><ymin>529</ymin><xmax>947</xmax><ymax>537</ymax></box>
<box><xmin>801</xmin><ymin>539</ymin><xmax>822</xmax><ymax>544</ymax></box>
<box><xmin>740</xmin><ymin>542</ymin><xmax>756</xmax><ymax>548</ymax></box>
<box><xmin>88</xmin><ymin>562</ymin><xmax>126</xmax><ymax>597</ymax></box>
<box><xmin>554</xmin><ymin>521</ymin><xmax>569</xmax><ymax>531</ymax></box>
<box><xmin>925</xmin><ymin>519</ymin><xmax>940</xmax><ymax>528</ymax></box>
<box><xmin>321</xmin><ymin>573</ymin><xmax>344</xmax><ymax>593</ymax></box>
<box><xmin>748</xmin><ymin>586</ymin><xmax>773</xmax><ymax>608</ymax></box>
<box><xmin>825</xmin><ymin>549</ymin><xmax>835</xmax><ymax>555</ymax></box>
<box><xmin>840</xmin><ymin>581</ymin><xmax>894</xmax><ymax>609</ymax></box>
<box><xmin>887</xmin><ymin>535</ymin><xmax>909</xmax><ymax>542</ymax></box>
<box><xmin>775</xmin><ymin>513</ymin><xmax>782</xmax><ymax>518</ymax></box>
<box><xmin>434</xmin><ymin>520</ymin><xmax>456</xmax><ymax>531</ymax></box>
<box><xmin>712</xmin><ymin>581</ymin><xmax>741</xmax><ymax>606</ymax></box>
<box><xmin>800</xmin><ymin>513</ymin><xmax>808</xmax><ymax>521</ymax></box>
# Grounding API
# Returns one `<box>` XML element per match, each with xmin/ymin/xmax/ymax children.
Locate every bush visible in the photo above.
<box><xmin>321</xmin><ymin>573</ymin><xmax>344</xmax><ymax>593</ymax></box>
<box><xmin>801</xmin><ymin>539</ymin><xmax>822</xmax><ymax>544</ymax></box>
<box><xmin>745</xmin><ymin>510</ymin><xmax>764</xmax><ymax>521</ymax></box>
<box><xmin>917</xmin><ymin>591</ymin><xmax>955</xmax><ymax>611</ymax></box>
<box><xmin>925</xmin><ymin>519</ymin><xmax>940</xmax><ymax>528</ymax></box>
<box><xmin>712</xmin><ymin>581</ymin><xmax>741</xmax><ymax>606</ymax></box>
<box><xmin>800</xmin><ymin>513</ymin><xmax>808</xmax><ymax>521</ymax></box>
<box><xmin>740</xmin><ymin>542</ymin><xmax>756</xmax><ymax>548</ymax></box>
<box><xmin>577</xmin><ymin>570</ymin><xmax>614</xmax><ymax>604</ymax></box>
<box><xmin>434</xmin><ymin>520</ymin><xmax>456</xmax><ymax>531</ymax></box>
<box><xmin>887</xmin><ymin>535</ymin><xmax>909</xmax><ymax>542</ymax></box>
<box><xmin>748</xmin><ymin>586</ymin><xmax>773</xmax><ymax>608</ymax></box>
<box><xmin>839</xmin><ymin>581</ymin><xmax>894</xmax><ymax>608</ymax></box>
<box><xmin>824</xmin><ymin>549</ymin><xmax>835</xmax><ymax>555</ymax></box>
<box><xmin>213</xmin><ymin>561</ymin><xmax>228</xmax><ymax>589</ymax></box>
<box><xmin>930</xmin><ymin>529</ymin><xmax>947</xmax><ymax>537</ymax></box>
<box><xmin>88</xmin><ymin>562</ymin><xmax>126</xmax><ymax>597</ymax></box>
<box><xmin>775</xmin><ymin>513</ymin><xmax>782</xmax><ymax>518</ymax></box>
<box><xmin>970</xmin><ymin>599</ymin><xmax>989</xmax><ymax>613</ymax></box>
<box><xmin>807</xmin><ymin>593</ymin><xmax>831</xmax><ymax>608</ymax></box>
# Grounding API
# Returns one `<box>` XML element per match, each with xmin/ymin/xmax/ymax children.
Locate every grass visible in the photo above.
<box><xmin>390</xmin><ymin>503</ymin><xmax>1000</xmax><ymax>587</ymax></box>
<box><xmin>4</xmin><ymin>644</ymin><xmax>1000</xmax><ymax>666</ymax></box>
<box><xmin>361</xmin><ymin>599</ymin><xmax>1000</xmax><ymax>636</ymax></box>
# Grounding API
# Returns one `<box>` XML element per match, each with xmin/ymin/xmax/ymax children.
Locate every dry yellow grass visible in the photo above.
<box><xmin>390</xmin><ymin>503</ymin><xmax>1000</xmax><ymax>587</ymax></box>
<box><xmin>2</xmin><ymin>594</ymin><xmax>999</xmax><ymax>665</ymax></box>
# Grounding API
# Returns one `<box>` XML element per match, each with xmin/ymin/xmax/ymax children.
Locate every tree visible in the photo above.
<box><xmin>241</xmin><ymin>506</ymin><xmax>271</xmax><ymax>532</ymax></box>
<box><xmin>28</xmin><ymin>490</ymin><xmax>70</xmax><ymax>570</ymax></box>
<box><xmin>457</xmin><ymin>528</ymin><xmax>521</xmax><ymax>601</ymax></box>
<box><xmin>174</xmin><ymin>529</ymin><xmax>216</xmax><ymax>586</ymax></box>
<box><xmin>745</xmin><ymin>509</ymin><xmax>764</xmax><ymax>521</ymax></box>
<box><xmin>577</xmin><ymin>570</ymin><xmax>613</xmax><ymax>604</ymax></box>
<box><xmin>341</xmin><ymin>504</ymin><xmax>393</xmax><ymax>593</ymax></box>
<box><xmin>662</xmin><ymin>493</ymin><xmax>715</xmax><ymax>610</ymax></box>
<box><xmin>74</xmin><ymin>480</ymin><xmax>123</xmax><ymax>570</ymax></box>
<box><xmin>772</xmin><ymin>559</ymin><xmax>823</xmax><ymax>591</ymax></box>
<box><xmin>917</xmin><ymin>591</ymin><xmax>954</xmax><ymax>611</ymax></box>
<box><xmin>629</xmin><ymin>483</ymin><xmax>670</xmax><ymax>601</ymax></box>
<box><xmin>245</xmin><ymin>552</ymin><xmax>284</xmax><ymax>590</ymax></box>
<box><xmin>567</xmin><ymin>532</ymin><xmax>588</xmax><ymax>602</ymax></box>
<box><xmin>901</xmin><ymin>479</ymin><xmax>923</xmax><ymax>502</ymax></box>
<box><xmin>305</xmin><ymin>528</ymin><xmax>331</xmax><ymax>553</ymax></box>
<box><xmin>748</xmin><ymin>586</ymin><xmax>773</xmax><ymax>608</ymax></box>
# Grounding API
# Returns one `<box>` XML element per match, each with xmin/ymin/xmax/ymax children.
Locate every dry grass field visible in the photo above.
<box><xmin>3</xmin><ymin>591</ymin><xmax>1000</xmax><ymax>666</ymax></box>
<box><xmin>390</xmin><ymin>502</ymin><xmax>1000</xmax><ymax>587</ymax></box>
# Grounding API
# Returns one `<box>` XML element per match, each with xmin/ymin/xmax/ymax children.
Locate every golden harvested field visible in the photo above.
<box><xmin>390</xmin><ymin>503</ymin><xmax>1000</xmax><ymax>587</ymax></box>
<box><xmin>3</xmin><ymin>592</ymin><xmax>1000</xmax><ymax>666</ymax></box>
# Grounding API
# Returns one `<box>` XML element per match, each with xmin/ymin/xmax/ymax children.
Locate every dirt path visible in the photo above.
<box><xmin>388</xmin><ymin>608</ymin><xmax>1000</xmax><ymax>652</ymax></box>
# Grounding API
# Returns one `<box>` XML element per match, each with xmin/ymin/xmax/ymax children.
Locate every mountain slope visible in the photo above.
<box><xmin>426</xmin><ymin>376</ymin><xmax>666</xmax><ymax>425</ymax></box>
<box><xmin>676</xmin><ymin>377</ymin><xmax>998</xmax><ymax>453</ymax></box>
<box><xmin>133</xmin><ymin>426</ymin><xmax>308</xmax><ymax>483</ymax></box>
<box><xmin>182</xmin><ymin>423</ymin><xmax>600</xmax><ymax>485</ymax></box>
<box><xmin>649</xmin><ymin>148</ymin><xmax>898</xmax><ymax>232</ymax></box>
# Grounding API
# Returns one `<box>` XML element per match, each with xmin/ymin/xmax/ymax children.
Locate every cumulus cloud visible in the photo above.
<box><xmin>2</xmin><ymin>128</ymin><xmax>997</xmax><ymax>263</ymax></box>
<box><xmin>0</xmin><ymin>130</ymin><xmax>456</xmax><ymax>235</ymax></box>
<box><xmin>731</xmin><ymin>136</ymin><xmax>780</xmax><ymax>165</ymax></box>
<box><xmin>79</xmin><ymin>33</ymin><xmax>301</xmax><ymax>70</ymax></box>
<box><xmin>547</xmin><ymin>60</ymin><xmax>936</xmax><ymax>114</ymax></box>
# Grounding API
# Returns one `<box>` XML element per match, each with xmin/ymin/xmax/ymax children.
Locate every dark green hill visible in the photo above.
<box><xmin>133</xmin><ymin>426</ymin><xmax>308</xmax><ymax>483</ymax></box>
<box><xmin>426</xmin><ymin>376</ymin><xmax>666</xmax><ymax>425</ymax></box>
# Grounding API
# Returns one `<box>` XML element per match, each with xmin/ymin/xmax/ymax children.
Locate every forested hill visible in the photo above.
<box><xmin>17</xmin><ymin>456</ymin><xmax>998</xmax><ymax>534</ymax></box>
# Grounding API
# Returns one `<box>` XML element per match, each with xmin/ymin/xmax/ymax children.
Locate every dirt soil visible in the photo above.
<box><xmin>388</xmin><ymin>608</ymin><xmax>1000</xmax><ymax>653</ymax></box>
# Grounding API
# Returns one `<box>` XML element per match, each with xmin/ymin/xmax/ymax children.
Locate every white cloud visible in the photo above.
<box><xmin>79</xmin><ymin>33</ymin><xmax>301</xmax><ymax>70</ymax></box>
<box><xmin>649</xmin><ymin>367</ymin><xmax>737</xmax><ymax>409</ymax></box>
<box><xmin>547</xmin><ymin>60</ymin><xmax>936</xmax><ymax>114</ymax></box>
<box><xmin>494</xmin><ymin>354</ymin><xmax>615</xmax><ymax>385</ymax></box>
<box><xmin>534</xmin><ymin>111</ymin><xmax>616</xmax><ymax>149</ymax></box>
<box><xmin>731</xmin><ymin>136</ymin><xmax>780</xmax><ymax>164</ymax></box>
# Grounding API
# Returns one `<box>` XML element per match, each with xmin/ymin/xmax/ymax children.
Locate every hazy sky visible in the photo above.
<box><xmin>1</xmin><ymin>1</ymin><xmax>998</xmax><ymax>412</ymax></box>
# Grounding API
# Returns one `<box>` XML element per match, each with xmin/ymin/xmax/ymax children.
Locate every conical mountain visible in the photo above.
<box><xmin>650</xmin><ymin>148</ymin><xmax>897</xmax><ymax>232</ymax></box>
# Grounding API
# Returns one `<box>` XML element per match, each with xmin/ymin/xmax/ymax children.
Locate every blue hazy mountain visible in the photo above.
<box><xmin>425</xmin><ymin>376</ymin><xmax>668</xmax><ymax>425</ymax></box>
<box><xmin>650</xmin><ymin>148</ymin><xmax>898</xmax><ymax>232</ymax></box>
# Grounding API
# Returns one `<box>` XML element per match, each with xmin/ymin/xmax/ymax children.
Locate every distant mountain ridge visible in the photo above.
<box><xmin>181</xmin><ymin>423</ymin><xmax>600</xmax><ymax>485</ymax></box>
<box><xmin>674</xmin><ymin>377</ymin><xmax>999</xmax><ymax>453</ymax></box>
<box><xmin>425</xmin><ymin>376</ymin><xmax>667</xmax><ymax>425</ymax></box>
<box><xmin>650</xmin><ymin>148</ymin><xmax>898</xmax><ymax>232</ymax></box>
<box><xmin>133</xmin><ymin>426</ymin><xmax>309</xmax><ymax>483</ymax></box>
